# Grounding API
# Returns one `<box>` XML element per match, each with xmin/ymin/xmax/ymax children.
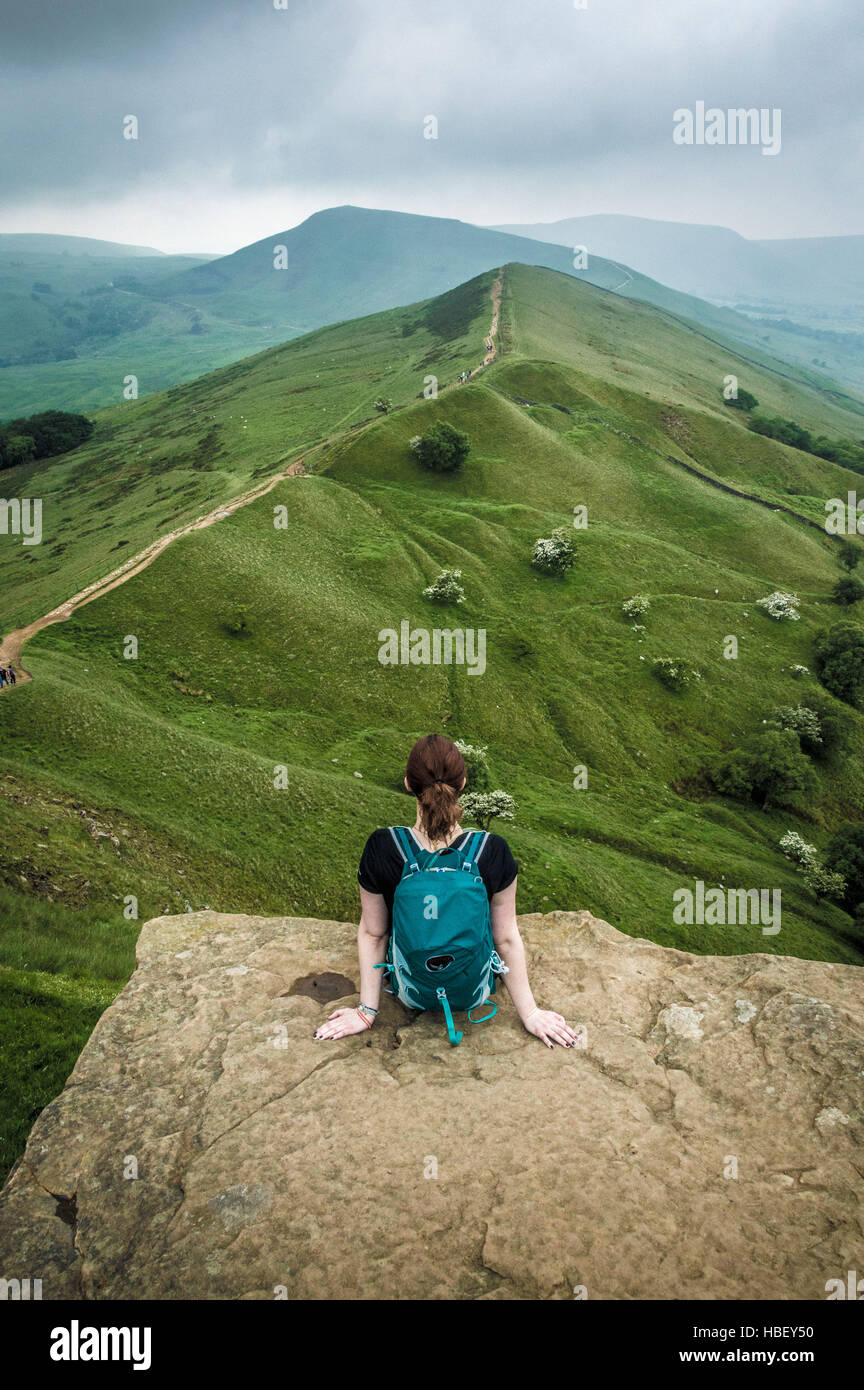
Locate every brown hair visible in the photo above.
<box><xmin>405</xmin><ymin>734</ymin><xmax>465</xmax><ymax>845</ymax></box>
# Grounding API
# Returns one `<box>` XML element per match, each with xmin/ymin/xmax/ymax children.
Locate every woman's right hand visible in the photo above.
<box><xmin>313</xmin><ymin>1007</ymin><xmax>372</xmax><ymax>1041</ymax></box>
<box><xmin>523</xmin><ymin>1008</ymin><xmax>578</xmax><ymax>1049</ymax></box>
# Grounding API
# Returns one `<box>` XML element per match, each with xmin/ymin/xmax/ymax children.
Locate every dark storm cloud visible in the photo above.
<box><xmin>0</xmin><ymin>0</ymin><xmax>861</xmax><ymax>245</ymax></box>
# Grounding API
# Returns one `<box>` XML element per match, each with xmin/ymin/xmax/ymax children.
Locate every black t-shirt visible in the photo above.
<box><xmin>358</xmin><ymin>826</ymin><xmax>518</xmax><ymax>916</ymax></box>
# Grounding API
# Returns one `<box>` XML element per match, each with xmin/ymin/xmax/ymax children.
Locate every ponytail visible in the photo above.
<box><xmin>405</xmin><ymin>736</ymin><xmax>466</xmax><ymax>845</ymax></box>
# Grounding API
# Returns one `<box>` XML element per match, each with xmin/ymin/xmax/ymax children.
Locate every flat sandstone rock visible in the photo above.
<box><xmin>1</xmin><ymin>910</ymin><xmax>862</xmax><ymax>1299</ymax></box>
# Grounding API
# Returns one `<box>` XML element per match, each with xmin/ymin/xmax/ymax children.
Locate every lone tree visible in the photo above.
<box><xmin>454</xmin><ymin>739</ymin><xmax>492</xmax><ymax>792</ymax></box>
<box><xmin>220</xmin><ymin>605</ymin><xmax>249</xmax><ymax>635</ymax></box>
<box><xmin>832</xmin><ymin>575</ymin><xmax>864</xmax><ymax>606</ymax></box>
<box><xmin>824</xmin><ymin>822</ymin><xmax>864</xmax><ymax>912</ymax></box>
<box><xmin>460</xmin><ymin>789</ymin><xmax>516</xmax><ymax>831</ymax></box>
<box><xmin>839</xmin><ymin>540</ymin><xmax>860</xmax><ymax>572</ymax></box>
<box><xmin>813</xmin><ymin>622</ymin><xmax>864</xmax><ymax>708</ymax></box>
<box><xmin>714</xmin><ymin>728</ymin><xmax>818</xmax><ymax>810</ymax></box>
<box><xmin>724</xmin><ymin>387</ymin><xmax>759</xmax><ymax>412</ymax></box>
<box><xmin>423</xmin><ymin>568</ymin><xmax>466</xmax><ymax>605</ymax></box>
<box><xmin>410</xmin><ymin>422</ymin><xmax>470</xmax><ymax>473</ymax></box>
<box><xmin>652</xmin><ymin>657</ymin><xmax>695</xmax><ymax>691</ymax></box>
<box><xmin>531</xmin><ymin>527</ymin><xmax>577</xmax><ymax>576</ymax></box>
<box><xmin>0</xmin><ymin>408</ymin><xmax>93</xmax><ymax>470</ymax></box>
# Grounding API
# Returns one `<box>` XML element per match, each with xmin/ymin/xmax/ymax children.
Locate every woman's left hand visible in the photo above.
<box><xmin>523</xmin><ymin>1008</ymin><xmax>578</xmax><ymax>1048</ymax></box>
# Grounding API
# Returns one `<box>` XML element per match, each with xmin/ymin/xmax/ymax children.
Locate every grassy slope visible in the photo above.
<box><xmin>2</xmin><ymin>263</ymin><xmax>864</xmax><ymax>1178</ymax></box>
<box><xmin>0</xmin><ymin>248</ymin><xmax>231</xmax><ymax>417</ymax></box>
<box><xmin>0</xmin><ymin>276</ymin><xmax>490</xmax><ymax>631</ymax></box>
<box><xmin>7</xmin><ymin>206</ymin><xmax>861</xmax><ymax>417</ymax></box>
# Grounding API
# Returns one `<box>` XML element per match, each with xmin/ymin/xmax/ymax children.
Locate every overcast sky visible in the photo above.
<box><xmin>0</xmin><ymin>0</ymin><xmax>860</xmax><ymax>254</ymax></box>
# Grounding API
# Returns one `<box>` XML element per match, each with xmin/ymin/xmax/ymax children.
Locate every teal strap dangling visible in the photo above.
<box><xmin>436</xmin><ymin>988</ymin><xmax>463</xmax><ymax>1046</ymax></box>
<box><xmin>374</xmin><ymin>960</ymin><xmax>395</xmax><ymax>994</ymax></box>
<box><xmin>468</xmin><ymin>1000</ymin><xmax>497</xmax><ymax>1024</ymax></box>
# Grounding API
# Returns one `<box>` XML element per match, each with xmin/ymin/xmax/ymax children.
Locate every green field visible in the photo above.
<box><xmin>2</xmin><ymin>262</ymin><xmax>864</xmax><ymax>1179</ymax></box>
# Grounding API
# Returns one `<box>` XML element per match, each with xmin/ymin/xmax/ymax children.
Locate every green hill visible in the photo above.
<box><xmin>2</xmin><ymin>262</ymin><xmax>864</xmax><ymax>1178</ymax></box>
<box><xmin>5</xmin><ymin>206</ymin><xmax>853</xmax><ymax>418</ymax></box>
<box><xmin>492</xmin><ymin>215</ymin><xmax>864</xmax><ymax>389</ymax></box>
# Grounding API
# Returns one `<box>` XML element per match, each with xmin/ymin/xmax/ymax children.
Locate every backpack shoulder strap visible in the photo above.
<box><xmin>389</xmin><ymin>826</ymin><xmax>420</xmax><ymax>872</ymax></box>
<box><xmin>460</xmin><ymin>829</ymin><xmax>489</xmax><ymax>871</ymax></box>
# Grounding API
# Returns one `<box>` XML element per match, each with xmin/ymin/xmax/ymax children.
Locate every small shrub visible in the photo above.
<box><xmin>756</xmin><ymin>590</ymin><xmax>800</xmax><ymax>621</ymax></box>
<box><xmin>802</xmin><ymin>863</ymin><xmax>847</xmax><ymax>901</ymax></box>
<box><xmin>460</xmin><ymin>789</ymin><xmax>516</xmax><ymax>831</ymax></box>
<box><xmin>824</xmin><ymin>822</ymin><xmax>864</xmax><ymax>910</ymax></box>
<box><xmin>531</xmin><ymin>527</ymin><xmax>576</xmax><ymax>576</ymax></box>
<box><xmin>767</xmin><ymin>705</ymin><xmax>822</xmax><ymax>748</ymax></box>
<box><xmin>778</xmin><ymin>831</ymin><xmax>819</xmax><ymax>870</ymax></box>
<box><xmin>832</xmin><ymin>575</ymin><xmax>864</xmax><ymax>606</ymax></box>
<box><xmin>423</xmin><ymin>568</ymin><xmax>466</xmax><ymax>605</ymax></box>
<box><xmin>622</xmin><ymin>595</ymin><xmax>650</xmax><ymax>621</ymax></box>
<box><xmin>713</xmin><ymin>729</ymin><xmax>818</xmax><ymax>810</ymax></box>
<box><xmin>220</xmin><ymin>606</ymin><xmax>249</xmax><ymax>635</ymax></box>
<box><xmin>652</xmin><ymin>657</ymin><xmax>695</xmax><ymax>691</ymax></box>
<box><xmin>813</xmin><ymin>622</ymin><xmax>864</xmax><ymax>708</ymax></box>
<box><xmin>789</xmin><ymin>664</ymin><xmax>809</xmax><ymax>678</ymax></box>
<box><xmin>454</xmin><ymin>740</ymin><xmax>491</xmax><ymax>792</ymax></box>
<box><xmin>410</xmin><ymin>422</ymin><xmax>470</xmax><ymax>473</ymax></box>
<box><xmin>373</xmin><ymin>398</ymin><xmax>392</xmax><ymax>414</ymax></box>
<box><xmin>724</xmin><ymin>387</ymin><xmax>759</xmax><ymax>411</ymax></box>
<box><xmin>839</xmin><ymin>540</ymin><xmax>860</xmax><ymax>571</ymax></box>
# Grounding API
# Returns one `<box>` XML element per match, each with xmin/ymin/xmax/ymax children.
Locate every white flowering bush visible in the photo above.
<box><xmin>422</xmin><ymin>568</ymin><xmax>465</xmax><ymax>604</ymax></box>
<box><xmin>622</xmin><ymin>595</ymin><xmax>650</xmax><ymax>621</ymax></box>
<box><xmin>531</xmin><ymin>528</ymin><xmax>576</xmax><ymax>576</ymax></box>
<box><xmin>789</xmin><ymin>664</ymin><xmax>809</xmax><ymax>678</ymax></box>
<box><xmin>756</xmin><ymin>591</ymin><xmax>800</xmax><ymax>621</ymax></box>
<box><xmin>454</xmin><ymin>739</ymin><xmax>491</xmax><ymax>791</ymax></box>
<box><xmin>460</xmin><ymin>789</ymin><xmax>517</xmax><ymax>831</ymax></box>
<box><xmin>779</xmin><ymin>830</ymin><xmax>819</xmax><ymax>870</ymax></box>
<box><xmin>770</xmin><ymin>705</ymin><xmax>822</xmax><ymax>745</ymax></box>
<box><xmin>779</xmin><ymin>832</ymin><xmax>846</xmax><ymax>901</ymax></box>
<box><xmin>802</xmin><ymin>863</ymin><xmax>847</xmax><ymax>900</ymax></box>
<box><xmin>652</xmin><ymin>656</ymin><xmax>695</xmax><ymax>691</ymax></box>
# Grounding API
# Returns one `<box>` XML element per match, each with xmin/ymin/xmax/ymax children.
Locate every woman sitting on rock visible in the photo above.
<box><xmin>313</xmin><ymin>733</ymin><xmax>577</xmax><ymax>1048</ymax></box>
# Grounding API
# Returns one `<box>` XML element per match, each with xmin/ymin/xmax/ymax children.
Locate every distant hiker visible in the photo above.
<box><xmin>313</xmin><ymin>733</ymin><xmax>577</xmax><ymax>1049</ymax></box>
<box><xmin>7</xmin><ymin>666</ymin><xmax>15</xmax><ymax>686</ymax></box>
<box><xmin>0</xmin><ymin>669</ymin><xmax>5</xmax><ymax>689</ymax></box>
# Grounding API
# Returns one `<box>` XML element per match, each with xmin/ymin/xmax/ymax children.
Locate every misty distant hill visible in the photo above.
<box><xmin>490</xmin><ymin>213</ymin><xmax>864</xmax><ymax>307</ymax></box>
<box><xmin>3</xmin><ymin>206</ymin><xmax>862</xmax><ymax>418</ymax></box>
<box><xmin>0</xmin><ymin>233</ymin><xmax>174</xmax><ymax>259</ymax></box>
<box><xmin>149</xmin><ymin>203</ymin><xmax>730</xmax><ymax>333</ymax></box>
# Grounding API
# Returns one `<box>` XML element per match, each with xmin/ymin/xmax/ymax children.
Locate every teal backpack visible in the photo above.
<box><xmin>375</xmin><ymin>826</ymin><xmax>509</xmax><ymax>1046</ymax></box>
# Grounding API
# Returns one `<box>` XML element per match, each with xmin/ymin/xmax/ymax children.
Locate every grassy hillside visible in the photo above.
<box><xmin>2</xmin><ymin>263</ymin><xmax>864</xmax><ymax>1179</ymax></box>
<box><xmin>0</xmin><ymin>274</ymin><xmax>492</xmax><ymax>631</ymax></box>
<box><xmin>492</xmin><ymin>216</ymin><xmax>864</xmax><ymax>389</ymax></box>
<box><xmin>6</xmin><ymin>205</ymin><xmax>856</xmax><ymax>417</ymax></box>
